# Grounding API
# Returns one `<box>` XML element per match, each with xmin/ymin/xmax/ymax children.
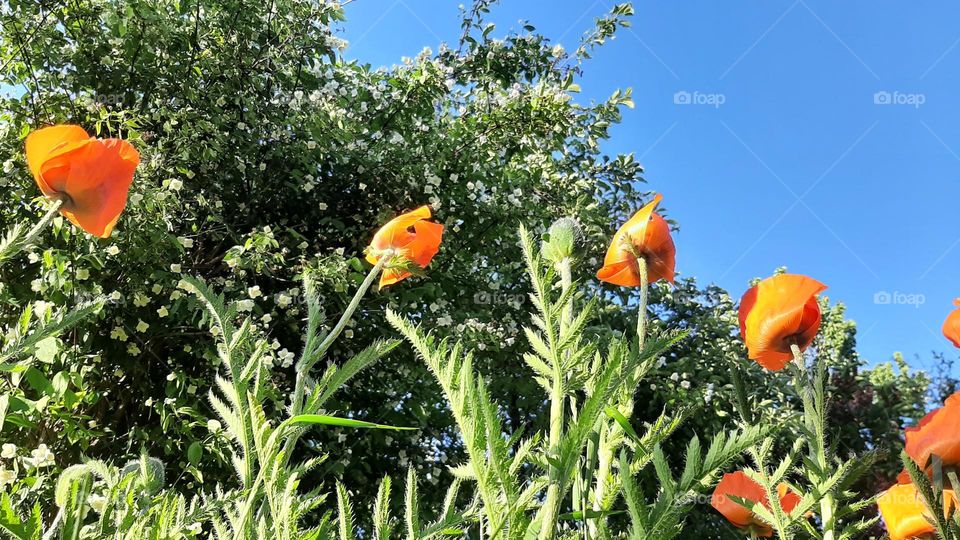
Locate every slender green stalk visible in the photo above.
<box><xmin>746</xmin><ymin>445</ymin><xmax>793</xmax><ymax>539</ymax></box>
<box><xmin>540</xmin><ymin>257</ymin><xmax>574</xmax><ymax>540</ymax></box>
<box><xmin>791</xmin><ymin>343</ymin><xmax>835</xmax><ymax>540</ymax></box>
<box><xmin>235</xmin><ymin>470</ymin><xmax>266</xmax><ymax>539</ymax></box>
<box><xmin>0</xmin><ymin>199</ymin><xmax>63</xmax><ymax>266</ymax></box>
<box><xmin>634</xmin><ymin>256</ymin><xmax>648</xmax><ymax>356</ymax></box>
<box><xmin>237</xmin><ymin>257</ymin><xmax>386</xmax><ymax>535</ymax></box>
<box><xmin>589</xmin><ymin>256</ymin><xmax>648</xmax><ymax>537</ymax></box>
<box><xmin>558</xmin><ymin>257</ymin><xmax>573</xmax><ymax>335</ymax></box>
<box><xmin>285</xmin><ymin>256</ymin><xmax>386</xmax><ymax>453</ymax></box>
<box><xmin>539</xmin><ymin>370</ymin><xmax>565</xmax><ymax>540</ymax></box>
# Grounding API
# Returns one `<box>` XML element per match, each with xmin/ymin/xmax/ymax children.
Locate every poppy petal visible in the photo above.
<box><xmin>598</xmin><ymin>194</ymin><xmax>675</xmax><ymax>287</ymax></box>
<box><xmin>406</xmin><ymin>220</ymin><xmax>444</xmax><ymax>268</ymax></box>
<box><xmin>643</xmin><ymin>214</ymin><xmax>676</xmax><ymax>283</ymax></box>
<box><xmin>379</xmin><ymin>268</ymin><xmax>411</xmax><ymax>288</ymax></box>
<box><xmin>777</xmin><ymin>484</ymin><xmax>802</xmax><ymax>515</ymax></box>
<box><xmin>366</xmin><ymin>205</ymin><xmax>443</xmax><ymax>287</ymax></box>
<box><xmin>368</xmin><ymin>206</ymin><xmax>432</xmax><ymax>256</ymax></box>
<box><xmin>42</xmin><ymin>138</ymin><xmax>139</xmax><ymax>238</ymax></box>
<box><xmin>596</xmin><ymin>260</ymin><xmax>640</xmax><ymax>287</ymax></box>
<box><xmin>711</xmin><ymin>471</ymin><xmax>775</xmax><ymax>536</ymax></box>
<box><xmin>738</xmin><ymin>274</ymin><xmax>827</xmax><ymax>370</ymax></box>
<box><xmin>943</xmin><ymin>305</ymin><xmax>960</xmax><ymax>348</ymax></box>
<box><xmin>878</xmin><ymin>483</ymin><xmax>958</xmax><ymax>540</ymax></box>
<box><xmin>905</xmin><ymin>391</ymin><xmax>960</xmax><ymax>470</ymax></box>
<box><xmin>25</xmin><ymin>125</ymin><xmax>89</xmax><ymax>184</ymax></box>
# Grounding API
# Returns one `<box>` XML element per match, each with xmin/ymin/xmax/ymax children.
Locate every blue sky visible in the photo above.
<box><xmin>341</xmin><ymin>1</ymin><xmax>960</xmax><ymax>372</ymax></box>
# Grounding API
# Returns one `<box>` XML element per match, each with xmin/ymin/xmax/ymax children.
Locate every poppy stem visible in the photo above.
<box><xmin>635</xmin><ymin>256</ymin><xmax>648</xmax><ymax>353</ymax></box>
<box><xmin>285</xmin><ymin>255</ymin><xmax>386</xmax><ymax>446</ymax></box>
<box><xmin>541</xmin><ymin>257</ymin><xmax>575</xmax><ymax>540</ymax></box>
<box><xmin>791</xmin><ymin>343</ymin><xmax>836</xmax><ymax>540</ymax></box>
<box><xmin>586</xmin><ymin>257</ymin><xmax>650</xmax><ymax>537</ymax></box>
<box><xmin>0</xmin><ymin>199</ymin><xmax>63</xmax><ymax>266</ymax></box>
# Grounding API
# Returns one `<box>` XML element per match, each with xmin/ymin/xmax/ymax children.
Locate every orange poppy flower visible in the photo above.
<box><xmin>365</xmin><ymin>205</ymin><xmax>444</xmax><ymax>288</ymax></box>
<box><xmin>25</xmin><ymin>125</ymin><xmax>139</xmax><ymax>238</ymax></box>
<box><xmin>738</xmin><ymin>274</ymin><xmax>827</xmax><ymax>371</ymax></box>
<box><xmin>596</xmin><ymin>193</ymin><xmax>675</xmax><ymax>286</ymax></box>
<box><xmin>943</xmin><ymin>299</ymin><xmax>960</xmax><ymax>348</ymax></box>
<box><xmin>711</xmin><ymin>471</ymin><xmax>802</xmax><ymax>537</ymax></box>
<box><xmin>905</xmin><ymin>391</ymin><xmax>960</xmax><ymax>471</ymax></box>
<box><xmin>877</xmin><ymin>482</ymin><xmax>957</xmax><ymax>540</ymax></box>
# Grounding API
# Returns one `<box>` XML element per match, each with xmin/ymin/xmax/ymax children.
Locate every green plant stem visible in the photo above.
<box><xmin>24</xmin><ymin>198</ymin><xmax>63</xmax><ymax>245</ymax></box>
<box><xmin>235</xmin><ymin>471</ymin><xmax>266</xmax><ymax>540</ymax></box>
<box><xmin>634</xmin><ymin>256</ymin><xmax>648</xmax><ymax>355</ymax></box>
<box><xmin>541</xmin><ymin>257</ymin><xmax>574</xmax><ymax>540</ymax></box>
<box><xmin>41</xmin><ymin>508</ymin><xmax>63</xmax><ymax>540</ymax></box>
<box><xmin>558</xmin><ymin>257</ymin><xmax>573</xmax><ymax>335</ymax></box>
<box><xmin>0</xmin><ymin>199</ymin><xmax>63</xmax><ymax>266</ymax></box>
<box><xmin>285</xmin><ymin>256</ymin><xmax>386</xmax><ymax>450</ymax></box>
<box><xmin>589</xmin><ymin>256</ymin><xmax>648</xmax><ymax>538</ymax></box>
<box><xmin>540</xmin><ymin>373</ymin><xmax>565</xmax><ymax>540</ymax></box>
<box><xmin>791</xmin><ymin>343</ymin><xmax>835</xmax><ymax>540</ymax></box>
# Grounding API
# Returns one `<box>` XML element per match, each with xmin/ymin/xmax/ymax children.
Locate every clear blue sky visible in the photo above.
<box><xmin>341</xmin><ymin>1</ymin><xmax>960</xmax><ymax>373</ymax></box>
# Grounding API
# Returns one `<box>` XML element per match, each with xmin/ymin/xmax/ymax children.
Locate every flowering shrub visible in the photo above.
<box><xmin>0</xmin><ymin>1</ymin><xmax>956</xmax><ymax>539</ymax></box>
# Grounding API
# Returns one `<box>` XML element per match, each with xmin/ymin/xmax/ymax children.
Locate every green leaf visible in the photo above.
<box><xmin>604</xmin><ymin>406</ymin><xmax>640</xmax><ymax>445</ymax></box>
<box><xmin>35</xmin><ymin>336</ymin><xmax>60</xmax><ymax>363</ymax></box>
<box><xmin>187</xmin><ymin>441</ymin><xmax>203</xmax><ymax>465</ymax></box>
<box><xmin>0</xmin><ymin>395</ymin><xmax>8</xmax><ymax>434</ymax></box>
<box><xmin>285</xmin><ymin>414</ymin><xmax>416</xmax><ymax>431</ymax></box>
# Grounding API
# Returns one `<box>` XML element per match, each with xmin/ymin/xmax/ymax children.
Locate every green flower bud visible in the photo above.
<box><xmin>121</xmin><ymin>455</ymin><xmax>166</xmax><ymax>496</ymax></box>
<box><xmin>541</xmin><ymin>217</ymin><xmax>583</xmax><ymax>263</ymax></box>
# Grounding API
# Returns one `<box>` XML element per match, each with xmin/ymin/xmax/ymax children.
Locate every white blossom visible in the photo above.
<box><xmin>26</xmin><ymin>444</ymin><xmax>54</xmax><ymax>468</ymax></box>
<box><xmin>88</xmin><ymin>494</ymin><xmax>107</xmax><ymax>513</ymax></box>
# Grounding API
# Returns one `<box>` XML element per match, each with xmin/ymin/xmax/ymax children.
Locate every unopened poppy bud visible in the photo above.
<box><xmin>542</xmin><ymin>217</ymin><xmax>582</xmax><ymax>263</ymax></box>
<box><xmin>121</xmin><ymin>456</ymin><xmax>165</xmax><ymax>496</ymax></box>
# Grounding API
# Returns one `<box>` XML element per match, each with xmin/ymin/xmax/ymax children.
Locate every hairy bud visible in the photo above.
<box><xmin>541</xmin><ymin>217</ymin><xmax>583</xmax><ymax>263</ymax></box>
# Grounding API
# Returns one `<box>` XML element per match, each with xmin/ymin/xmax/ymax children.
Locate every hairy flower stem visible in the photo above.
<box><xmin>0</xmin><ymin>199</ymin><xmax>63</xmax><ymax>266</ymax></box>
<box><xmin>589</xmin><ymin>257</ymin><xmax>648</xmax><ymax>538</ymax></box>
<box><xmin>24</xmin><ymin>198</ymin><xmax>63</xmax><ymax>245</ymax></box>
<box><xmin>558</xmin><ymin>257</ymin><xmax>574</xmax><ymax>335</ymax></box>
<box><xmin>284</xmin><ymin>257</ymin><xmax>386</xmax><ymax>454</ymax></box>
<box><xmin>541</xmin><ymin>257</ymin><xmax>574</xmax><ymax>540</ymax></box>
<box><xmin>791</xmin><ymin>343</ymin><xmax>835</xmax><ymax>540</ymax></box>
<box><xmin>634</xmin><ymin>256</ymin><xmax>648</xmax><ymax>355</ymax></box>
